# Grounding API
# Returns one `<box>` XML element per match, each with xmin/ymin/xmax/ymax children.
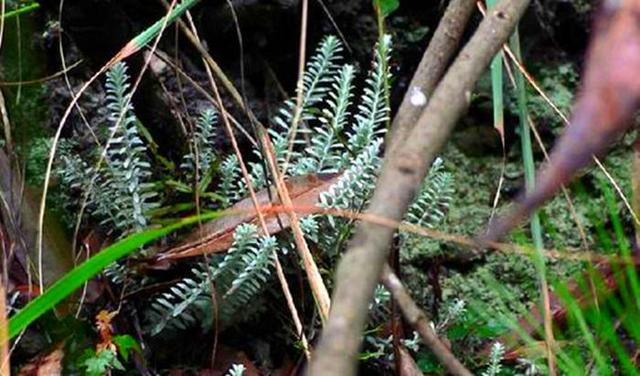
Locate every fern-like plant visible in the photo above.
<box><xmin>146</xmin><ymin>35</ymin><xmax>455</xmax><ymax>339</ymax></box>
<box><xmin>58</xmin><ymin>62</ymin><xmax>158</xmax><ymax>235</ymax></box>
<box><xmin>102</xmin><ymin>62</ymin><xmax>158</xmax><ymax>232</ymax></box>
<box><xmin>482</xmin><ymin>342</ymin><xmax>505</xmax><ymax>376</ymax></box>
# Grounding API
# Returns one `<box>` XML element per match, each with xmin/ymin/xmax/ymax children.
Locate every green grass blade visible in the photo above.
<box><xmin>8</xmin><ymin>210</ymin><xmax>222</xmax><ymax>338</ymax></box>
<box><xmin>486</xmin><ymin>0</ymin><xmax>504</xmax><ymax>143</ymax></box>
<box><xmin>114</xmin><ymin>0</ymin><xmax>201</xmax><ymax>61</ymax></box>
<box><xmin>510</xmin><ymin>29</ymin><xmax>543</xmax><ymax>252</ymax></box>
<box><xmin>556</xmin><ymin>283</ymin><xmax>612</xmax><ymax>375</ymax></box>
<box><xmin>3</xmin><ymin>2</ymin><xmax>40</xmax><ymax>20</ymax></box>
<box><xmin>129</xmin><ymin>0</ymin><xmax>201</xmax><ymax>51</ymax></box>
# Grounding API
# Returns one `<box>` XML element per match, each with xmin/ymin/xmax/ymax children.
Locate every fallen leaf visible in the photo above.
<box><xmin>155</xmin><ymin>172</ymin><xmax>341</xmax><ymax>261</ymax></box>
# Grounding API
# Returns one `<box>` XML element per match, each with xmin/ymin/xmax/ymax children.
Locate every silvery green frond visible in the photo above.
<box><xmin>224</xmin><ymin>235</ymin><xmax>276</xmax><ymax>308</ymax></box>
<box><xmin>225</xmin><ymin>364</ymin><xmax>246</xmax><ymax>376</ymax></box>
<box><xmin>248</xmin><ymin>161</ymin><xmax>267</xmax><ymax>191</ymax></box>
<box><xmin>301</xmin><ymin>35</ymin><xmax>343</xmax><ymax>107</ymax></box>
<box><xmin>218</xmin><ymin>154</ymin><xmax>242</xmax><ymax>207</ymax></box>
<box><xmin>180</xmin><ymin>108</ymin><xmax>217</xmax><ymax>182</ymax></box>
<box><xmin>148</xmin><ymin>274</ymin><xmax>210</xmax><ymax>335</ymax></box>
<box><xmin>147</xmin><ymin>224</ymin><xmax>275</xmax><ymax>334</ymax></box>
<box><xmin>348</xmin><ymin>35</ymin><xmax>391</xmax><ymax>154</ymax></box>
<box><xmin>482</xmin><ymin>342</ymin><xmax>505</xmax><ymax>376</ymax></box>
<box><xmin>58</xmin><ymin>152</ymin><xmax>91</xmax><ymax>193</ymax></box>
<box><xmin>299</xmin><ymin>215</ymin><xmax>320</xmax><ymax>243</ymax></box>
<box><xmin>212</xmin><ymin>224</ymin><xmax>261</xmax><ymax>280</ymax></box>
<box><xmin>102</xmin><ymin>62</ymin><xmax>157</xmax><ymax>233</ymax></box>
<box><xmin>270</xmin><ymin>35</ymin><xmax>343</xmax><ymax>171</ymax></box>
<box><xmin>406</xmin><ymin>158</ymin><xmax>455</xmax><ymax>228</ymax></box>
<box><xmin>319</xmin><ymin>138</ymin><xmax>382</xmax><ymax>212</ymax></box>
<box><xmin>296</xmin><ymin>64</ymin><xmax>355</xmax><ymax>174</ymax></box>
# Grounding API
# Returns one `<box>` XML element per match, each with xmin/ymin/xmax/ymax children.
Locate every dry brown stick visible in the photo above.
<box><xmin>381</xmin><ymin>265</ymin><xmax>472</xmax><ymax>376</ymax></box>
<box><xmin>261</xmin><ymin>131</ymin><xmax>331</xmax><ymax>322</ymax></box>
<box><xmin>308</xmin><ymin>1</ymin><xmax>531</xmax><ymax>375</ymax></box>
<box><xmin>387</xmin><ymin>0</ymin><xmax>475</xmax><ymax>153</ymax></box>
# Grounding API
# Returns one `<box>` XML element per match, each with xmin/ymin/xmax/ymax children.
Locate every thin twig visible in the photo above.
<box><xmin>381</xmin><ymin>265</ymin><xmax>472</xmax><ymax>376</ymax></box>
<box><xmin>261</xmin><ymin>131</ymin><xmax>331</xmax><ymax>321</ymax></box>
<box><xmin>283</xmin><ymin>0</ymin><xmax>309</xmax><ymax>173</ymax></box>
<box><xmin>0</xmin><ymin>59</ymin><xmax>83</xmax><ymax>86</ymax></box>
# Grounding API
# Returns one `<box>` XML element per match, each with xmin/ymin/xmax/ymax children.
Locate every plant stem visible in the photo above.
<box><xmin>509</xmin><ymin>27</ymin><xmax>557</xmax><ymax>376</ymax></box>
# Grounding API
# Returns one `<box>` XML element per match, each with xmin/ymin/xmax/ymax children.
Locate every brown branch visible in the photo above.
<box><xmin>381</xmin><ymin>265</ymin><xmax>472</xmax><ymax>376</ymax></box>
<box><xmin>387</xmin><ymin>0</ymin><xmax>475</xmax><ymax>153</ymax></box>
<box><xmin>308</xmin><ymin>1</ymin><xmax>531</xmax><ymax>374</ymax></box>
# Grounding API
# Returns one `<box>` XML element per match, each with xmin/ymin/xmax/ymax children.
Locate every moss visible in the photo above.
<box><xmin>401</xmin><ymin>122</ymin><xmax>636</xmax><ymax>325</ymax></box>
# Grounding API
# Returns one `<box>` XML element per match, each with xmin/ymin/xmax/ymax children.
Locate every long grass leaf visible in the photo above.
<box><xmin>117</xmin><ymin>0</ymin><xmax>201</xmax><ymax>60</ymax></box>
<box><xmin>2</xmin><ymin>3</ymin><xmax>40</xmax><ymax>20</ymax></box>
<box><xmin>510</xmin><ymin>27</ymin><xmax>557</xmax><ymax>374</ymax></box>
<box><xmin>8</xmin><ymin>210</ymin><xmax>222</xmax><ymax>338</ymax></box>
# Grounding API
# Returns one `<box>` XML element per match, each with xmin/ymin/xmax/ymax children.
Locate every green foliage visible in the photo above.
<box><xmin>23</xmin><ymin>137</ymin><xmax>52</xmax><ymax>186</ymax></box>
<box><xmin>508</xmin><ymin>62</ymin><xmax>578</xmax><ymax>133</ymax></box>
<box><xmin>373</xmin><ymin>0</ymin><xmax>400</xmax><ymax>18</ymax></box>
<box><xmin>80</xmin><ymin>348</ymin><xmax>124</xmax><ymax>376</ymax></box>
<box><xmin>112</xmin><ymin>334</ymin><xmax>142</xmax><ymax>362</ymax></box>
<box><xmin>75</xmin><ymin>335</ymin><xmax>141</xmax><ymax>376</ymax></box>
<box><xmin>78</xmin><ymin>335</ymin><xmax>141</xmax><ymax>375</ymax></box>
<box><xmin>3</xmin><ymin>1</ymin><xmax>40</xmax><ymax>19</ymax></box>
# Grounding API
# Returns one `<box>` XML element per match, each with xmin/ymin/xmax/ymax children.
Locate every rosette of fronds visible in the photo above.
<box><xmin>347</xmin><ymin>34</ymin><xmax>391</xmax><ymax>154</ymax></box>
<box><xmin>102</xmin><ymin>62</ymin><xmax>157</xmax><ymax>233</ymax></box>
<box><xmin>405</xmin><ymin>158</ymin><xmax>454</xmax><ymax>228</ymax></box>
<box><xmin>269</xmin><ymin>35</ymin><xmax>343</xmax><ymax>169</ymax></box>
<box><xmin>147</xmin><ymin>224</ymin><xmax>276</xmax><ymax>335</ymax></box>
<box><xmin>180</xmin><ymin>108</ymin><xmax>217</xmax><ymax>184</ymax></box>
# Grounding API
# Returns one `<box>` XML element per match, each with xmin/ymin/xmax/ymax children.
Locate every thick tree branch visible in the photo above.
<box><xmin>308</xmin><ymin>1</ymin><xmax>531</xmax><ymax>375</ymax></box>
<box><xmin>387</xmin><ymin>0</ymin><xmax>475</xmax><ymax>153</ymax></box>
